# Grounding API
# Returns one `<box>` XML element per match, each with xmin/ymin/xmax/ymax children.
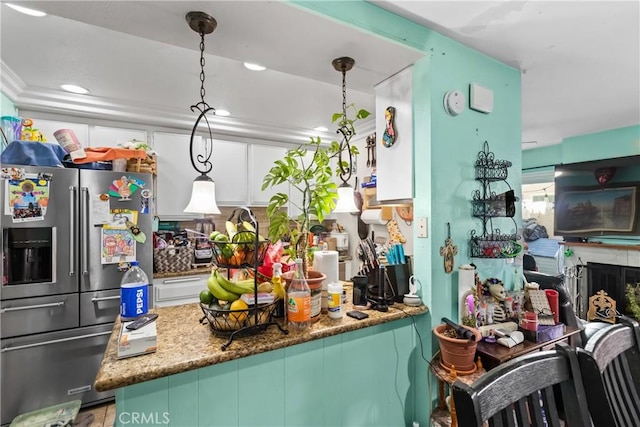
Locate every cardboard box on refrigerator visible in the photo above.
<box><xmin>117</xmin><ymin>321</ymin><xmax>157</xmax><ymax>359</ymax></box>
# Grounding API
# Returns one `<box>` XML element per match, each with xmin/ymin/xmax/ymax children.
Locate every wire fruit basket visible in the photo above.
<box><xmin>200</xmin><ymin>301</ymin><xmax>277</xmax><ymax>332</ymax></box>
<box><xmin>210</xmin><ymin>232</ymin><xmax>269</xmax><ymax>268</ymax></box>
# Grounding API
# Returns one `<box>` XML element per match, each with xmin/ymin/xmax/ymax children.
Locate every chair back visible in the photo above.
<box><xmin>577</xmin><ymin>319</ymin><xmax>640</xmax><ymax>427</ymax></box>
<box><xmin>451</xmin><ymin>343</ymin><xmax>590</xmax><ymax>427</ymax></box>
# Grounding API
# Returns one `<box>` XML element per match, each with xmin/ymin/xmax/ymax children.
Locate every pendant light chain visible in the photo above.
<box><xmin>338</xmin><ymin>65</ymin><xmax>353</xmax><ymax>185</ymax></box>
<box><xmin>341</xmin><ymin>68</ymin><xmax>347</xmax><ymax>123</ymax></box>
<box><xmin>187</xmin><ymin>14</ymin><xmax>217</xmax><ymax>175</ymax></box>
<box><xmin>199</xmin><ymin>30</ymin><xmax>207</xmax><ymax>107</ymax></box>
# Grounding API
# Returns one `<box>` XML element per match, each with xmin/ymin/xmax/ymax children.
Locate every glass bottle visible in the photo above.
<box><xmin>286</xmin><ymin>258</ymin><xmax>311</xmax><ymax>330</ymax></box>
<box><xmin>272</xmin><ymin>262</ymin><xmax>285</xmax><ymax>318</ymax></box>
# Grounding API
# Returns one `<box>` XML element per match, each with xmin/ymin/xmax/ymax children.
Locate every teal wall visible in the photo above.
<box><xmin>523</xmin><ymin>125</ymin><xmax>640</xmax><ymax>169</ymax></box>
<box><xmin>1</xmin><ymin>92</ymin><xmax>17</xmax><ymax>116</ymax></box>
<box><xmin>293</xmin><ymin>1</ymin><xmax>522</xmax><ymax>424</ymax></box>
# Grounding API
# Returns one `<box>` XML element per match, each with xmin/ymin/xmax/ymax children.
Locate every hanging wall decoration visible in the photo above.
<box><xmin>439</xmin><ymin>222</ymin><xmax>458</xmax><ymax>273</ymax></box>
<box><xmin>381</xmin><ymin>106</ymin><xmax>397</xmax><ymax>148</ymax></box>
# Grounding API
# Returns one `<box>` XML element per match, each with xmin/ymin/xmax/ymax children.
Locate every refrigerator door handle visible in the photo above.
<box><xmin>0</xmin><ymin>301</ymin><xmax>65</xmax><ymax>313</ymax></box>
<box><xmin>0</xmin><ymin>331</ymin><xmax>112</xmax><ymax>353</ymax></box>
<box><xmin>69</xmin><ymin>185</ymin><xmax>77</xmax><ymax>276</ymax></box>
<box><xmin>91</xmin><ymin>295</ymin><xmax>120</xmax><ymax>302</ymax></box>
<box><xmin>81</xmin><ymin>187</ymin><xmax>89</xmax><ymax>276</ymax></box>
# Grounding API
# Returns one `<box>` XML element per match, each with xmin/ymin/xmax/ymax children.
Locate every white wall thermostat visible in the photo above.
<box><xmin>444</xmin><ymin>90</ymin><xmax>465</xmax><ymax>116</ymax></box>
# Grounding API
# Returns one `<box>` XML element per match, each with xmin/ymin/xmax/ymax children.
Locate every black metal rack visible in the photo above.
<box><xmin>470</xmin><ymin>141</ymin><xmax>521</xmax><ymax>258</ymax></box>
<box><xmin>200</xmin><ymin>207</ymin><xmax>287</xmax><ymax>350</ymax></box>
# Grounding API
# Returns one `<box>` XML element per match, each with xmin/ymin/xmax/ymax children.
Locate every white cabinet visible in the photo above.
<box><xmin>154</xmin><ymin>132</ymin><xmax>199</xmax><ymax>219</ymax></box>
<box><xmin>90</xmin><ymin>126</ymin><xmax>147</xmax><ymax>147</ymax></box>
<box><xmin>248</xmin><ymin>144</ymin><xmax>287</xmax><ymax>206</ymax></box>
<box><xmin>153</xmin><ymin>274</ymin><xmax>209</xmax><ymax>307</ymax></box>
<box><xmin>31</xmin><ymin>119</ymin><xmax>89</xmax><ymax>146</ymax></box>
<box><xmin>375</xmin><ymin>66</ymin><xmax>413</xmax><ymax>201</ymax></box>
<box><xmin>211</xmin><ymin>140</ymin><xmax>248</xmax><ymax>206</ymax></box>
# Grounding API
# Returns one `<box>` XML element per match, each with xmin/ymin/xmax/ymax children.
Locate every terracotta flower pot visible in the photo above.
<box><xmin>433</xmin><ymin>324</ymin><xmax>482</xmax><ymax>374</ymax></box>
<box><xmin>282</xmin><ymin>269</ymin><xmax>326</xmax><ymax>323</ymax></box>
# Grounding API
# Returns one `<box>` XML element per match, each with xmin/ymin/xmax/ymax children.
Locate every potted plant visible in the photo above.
<box><xmin>262</xmin><ymin>104</ymin><xmax>369</xmax><ymax>276</ymax></box>
<box><xmin>433</xmin><ymin>323</ymin><xmax>482</xmax><ymax>374</ymax></box>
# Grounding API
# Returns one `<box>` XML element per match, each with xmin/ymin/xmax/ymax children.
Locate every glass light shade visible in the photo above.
<box><xmin>333</xmin><ymin>184</ymin><xmax>359</xmax><ymax>213</ymax></box>
<box><xmin>184</xmin><ymin>175</ymin><xmax>221</xmax><ymax>214</ymax></box>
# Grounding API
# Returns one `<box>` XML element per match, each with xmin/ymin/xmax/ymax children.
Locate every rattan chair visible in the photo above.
<box><xmin>451</xmin><ymin>342</ymin><xmax>591</xmax><ymax>427</ymax></box>
<box><xmin>576</xmin><ymin>318</ymin><xmax>640</xmax><ymax>427</ymax></box>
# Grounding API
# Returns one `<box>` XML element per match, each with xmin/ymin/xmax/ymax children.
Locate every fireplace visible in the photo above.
<box><xmin>588</xmin><ymin>263</ymin><xmax>640</xmax><ymax>317</ymax></box>
<box><xmin>559</xmin><ymin>242</ymin><xmax>640</xmax><ymax>318</ymax></box>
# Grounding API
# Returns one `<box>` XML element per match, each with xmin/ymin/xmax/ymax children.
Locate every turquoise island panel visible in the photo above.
<box><xmin>115</xmin><ymin>316</ymin><xmax>427</xmax><ymax>427</ymax></box>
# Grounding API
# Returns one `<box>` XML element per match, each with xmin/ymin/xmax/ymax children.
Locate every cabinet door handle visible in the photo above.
<box><xmin>0</xmin><ymin>301</ymin><xmax>65</xmax><ymax>313</ymax></box>
<box><xmin>162</xmin><ymin>276</ymin><xmax>202</xmax><ymax>284</ymax></box>
<box><xmin>1</xmin><ymin>331</ymin><xmax>112</xmax><ymax>353</ymax></box>
<box><xmin>91</xmin><ymin>295</ymin><xmax>120</xmax><ymax>302</ymax></box>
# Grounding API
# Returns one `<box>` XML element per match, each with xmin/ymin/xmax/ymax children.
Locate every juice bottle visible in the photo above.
<box><xmin>286</xmin><ymin>258</ymin><xmax>311</xmax><ymax>330</ymax></box>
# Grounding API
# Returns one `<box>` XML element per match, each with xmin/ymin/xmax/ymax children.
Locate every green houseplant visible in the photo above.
<box><xmin>262</xmin><ymin>104</ymin><xmax>369</xmax><ymax>276</ymax></box>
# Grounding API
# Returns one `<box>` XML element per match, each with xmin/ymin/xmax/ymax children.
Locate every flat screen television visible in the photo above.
<box><xmin>554</xmin><ymin>155</ymin><xmax>640</xmax><ymax>239</ymax></box>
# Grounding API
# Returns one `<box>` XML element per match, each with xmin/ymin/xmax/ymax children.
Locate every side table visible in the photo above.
<box><xmin>429</xmin><ymin>352</ymin><xmax>486</xmax><ymax>426</ymax></box>
<box><xmin>476</xmin><ymin>325</ymin><xmax>581</xmax><ymax>370</ymax></box>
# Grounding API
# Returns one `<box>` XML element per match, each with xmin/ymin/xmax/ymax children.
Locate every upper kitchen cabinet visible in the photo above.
<box><xmin>211</xmin><ymin>140</ymin><xmax>248</xmax><ymax>206</ymax></box>
<box><xmin>30</xmin><ymin>119</ymin><xmax>89</xmax><ymax>146</ymax></box>
<box><xmin>90</xmin><ymin>126</ymin><xmax>147</xmax><ymax>147</ymax></box>
<box><xmin>248</xmin><ymin>144</ymin><xmax>287</xmax><ymax>206</ymax></box>
<box><xmin>154</xmin><ymin>132</ymin><xmax>198</xmax><ymax>219</ymax></box>
<box><xmin>375</xmin><ymin>66</ymin><xmax>413</xmax><ymax>202</ymax></box>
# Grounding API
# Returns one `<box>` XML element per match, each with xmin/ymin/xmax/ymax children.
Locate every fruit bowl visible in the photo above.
<box><xmin>210</xmin><ymin>232</ymin><xmax>269</xmax><ymax>268</ymax></box>
<box><xmin>199</xmin><ymin>301</ymin><xmax>276</xmax><ymax>333</ymax></box>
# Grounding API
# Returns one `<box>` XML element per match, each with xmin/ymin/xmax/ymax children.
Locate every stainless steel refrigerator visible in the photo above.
<box><xmin>0</xmin><ymin>165</ymin><xmax>153</xmax><ymax>425</ymax></box>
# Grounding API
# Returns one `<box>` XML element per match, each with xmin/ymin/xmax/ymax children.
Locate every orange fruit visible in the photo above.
<box><xmin>229</xmin><ymin>299</ymin><xmax>248</xmax><ymax>323</ymax></box>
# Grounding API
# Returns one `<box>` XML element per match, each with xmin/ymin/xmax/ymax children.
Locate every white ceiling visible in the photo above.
<box><xmin>1</xmin><ymin>1</ymin><xmax>639</xmax><ymax>149</ymax></box>
<box><xmin>374</xmin><ymin>0</ymin><xmax>640</xmax><ymax>149</ymax></box>
<box><xmin>0</xmin><ymin>1</ymin><xmax>423</xmax><ymax>144</ymax></box>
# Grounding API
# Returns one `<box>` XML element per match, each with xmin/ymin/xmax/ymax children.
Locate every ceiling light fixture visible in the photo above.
<box><xmin>313</xmin><ymin>126</ymin><xmax>328</xmax><ymax>132</ymax></box>
<box><xmin>331</xmin><ymin>57</ymin><xmax>359</xmax><ymax>214</ymax></box>
<box><xmin>214</xmin><ymin>109</ymin><xmax>230</xmax><ymax>117</ymax></box>
<box><xmin>183</xmin><ymin>11</ymin><xmax>221</xmax><ymax>215</ymax></box>
<box><xmin>5</xmin><ymin>3</ymin><xmax>46</xmax><ymax>17</ymax></box>
<box><xmin>243</xmin><ymin>62</ymin><xmax>266</xmax><ymax>71</ymax></box>
<box><xmin>60</xmin><ymin>84</ymin><xmax>89</xmax><ymax>94</ymax></box>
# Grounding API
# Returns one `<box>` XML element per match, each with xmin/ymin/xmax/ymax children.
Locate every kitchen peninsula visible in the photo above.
<box><xmin>95</xmin><ymin>295</ymin><xmax>428</xmax><ymax>427</ymax></box>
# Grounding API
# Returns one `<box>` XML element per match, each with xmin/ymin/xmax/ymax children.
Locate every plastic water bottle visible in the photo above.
<box><xmin>120</xmin><ymin>261</ymin><xmax>149</xmax><ymax>320</ymax></box>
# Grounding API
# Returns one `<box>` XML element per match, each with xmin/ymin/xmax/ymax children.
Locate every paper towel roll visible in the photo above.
<box><xmin>458</xmin><ymin>264</ymin><xmax>476</xmax><ymax>324</ymax></box>
<box><xmin>313</xmin><ymin>250</ymin><xmax>339</xmax><ymax>313</ymax></box>
<box><xmin>361</xmin><ymin>209</ymin><xmax>386</xmax><ymax>225</ymax></box>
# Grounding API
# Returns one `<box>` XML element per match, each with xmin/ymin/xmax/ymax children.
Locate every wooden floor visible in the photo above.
<box><xmin>75</xmin><ymin>401</ymin><xmax>116</xmax><ymax>427</ymax></box>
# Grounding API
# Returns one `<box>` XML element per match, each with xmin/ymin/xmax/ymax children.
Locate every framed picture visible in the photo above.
<box><xmin>555</xmin><ymin>186</ymin><xmax>637</xmax><ymax>234</ymax></box>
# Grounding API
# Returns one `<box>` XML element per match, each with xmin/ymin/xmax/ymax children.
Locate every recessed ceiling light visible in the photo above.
<box><xmin>60</xmin><ymin>84</ymin><xmax>90</xmax><ymax>94</ymax></box>
<box><xmin>6</xmin><ymin>3</ymin><xmax>47</xmax><ymax>17</ymax></box>
<box><xmin>243</xmin><ymin>62</ymin><xmax>266</xmax><ymax>71</ymax></box>
<box><xmin>313</xmin><ymin>126</ymin><xmax>329</xmax><ymax>132</ymax></box>
<box><xmin>214</xmin><ymin>109</ymin><xmax>230</xmax><ymax>117</ymax></box>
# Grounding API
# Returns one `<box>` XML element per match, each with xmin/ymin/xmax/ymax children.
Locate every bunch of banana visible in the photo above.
<box><xmin>206</xmin><ymin>270</ymin><xmax>257</xmax><ymax>302</ymax></box>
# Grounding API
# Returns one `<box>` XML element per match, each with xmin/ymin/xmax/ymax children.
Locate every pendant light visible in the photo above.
<box><xmin>183</xmin><ymin>11</ymin><xmax>221</xmax><ymax>214</ymax></box>
<box><xmin>331</xmin><ymin>57</ymin><xmax>360</xmax><ymax>214</ymax></box>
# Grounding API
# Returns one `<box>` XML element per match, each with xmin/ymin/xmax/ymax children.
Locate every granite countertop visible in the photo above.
<box><xmin>94</xmin><ymin>287</ymin><xmax>428</xmax><ymax>392</ymax></box>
